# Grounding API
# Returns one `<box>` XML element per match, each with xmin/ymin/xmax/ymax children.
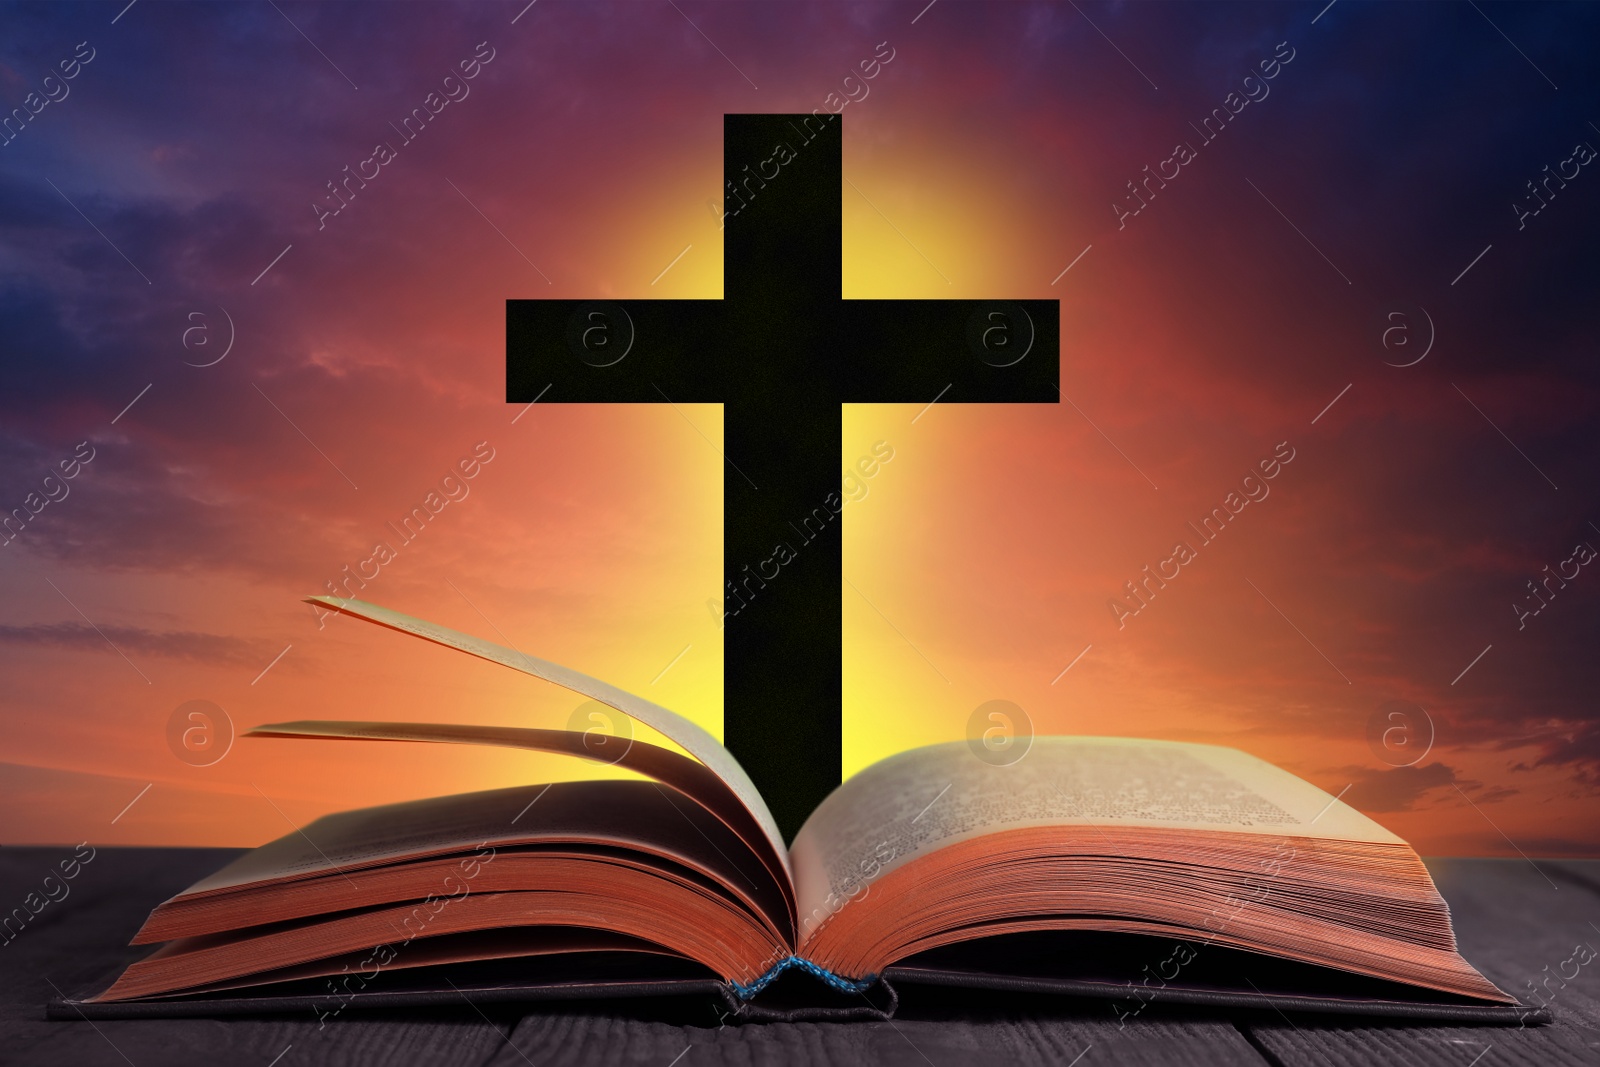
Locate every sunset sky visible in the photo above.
<box><xmin>2</xmin><ymin>1</ymin><xmax>1596</xmax><ymax>856</ymax></box>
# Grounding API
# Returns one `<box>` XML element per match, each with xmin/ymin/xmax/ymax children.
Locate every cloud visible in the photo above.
<box><xmin>0</xmin><ymin>622</ymin><xmax>274</xmax><ymax>667</ymax></box>
<box><xmin>1341</xmin><ymin>762</ymin><xmax>1462</xmax><ymax>813</ymax></box>
<box><xmin>1</xmin><ymin>0</ymin><xmax>1598</xmax><ymax>852</ymax></box>
<box><xmin>1508</xmin><ymin>723</ymin><xmax>1600</xmax><ymax>792</ymax></box>
<box><xmin>1339</xmin><ymin>763</ymin><xmax>1524</xmax><ymax>814</ymax></box>
<box><xmin>1529</xmin><ymin>722</ymin><xmax>1600</xmax><ymax>770</ymax></box>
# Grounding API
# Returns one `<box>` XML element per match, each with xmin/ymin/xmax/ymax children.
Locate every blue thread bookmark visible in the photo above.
<box><xmin>729</xmin><ymin>956</ymin><xmax>877</xmax><ymax>1000</ymax></box>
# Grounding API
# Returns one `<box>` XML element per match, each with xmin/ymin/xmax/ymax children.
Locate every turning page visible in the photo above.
<box><xmin>289</xmin><ymin>597</ymin><xmax>790</xmax><ymax>882</ymax></box>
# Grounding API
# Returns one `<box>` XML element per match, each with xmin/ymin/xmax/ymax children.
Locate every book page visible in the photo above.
<box><xmin>245</xmin><ymin>720</ymin><xmax>789</xmax><ymax>908</ymax></box>
<box><xmin>299</xmin><ymin>596</ymin><xmax>789</xmax><ymax>882</ymax></box>
<box><xmin>789</xmin><ymin>737</ymin><xmax>1401</xmax><ymax>937</ymax></box>
<box><xmin>172</xmin><ymin>927</ymin><xmax>675</xmax><ymax>997</ymax></box>
<box><xmin>179</xmin><ymin>779</ymin><xmax>775</xmax><ymax>913</ymax></box>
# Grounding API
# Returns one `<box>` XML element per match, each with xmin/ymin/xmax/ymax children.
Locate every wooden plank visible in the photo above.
<box><xmin>0</xmin><ymin>847</ymin><xmax>508</xmax><ymax>1067</ymax></box>
<box><xmin>495</xmin><ymin>1008</ymin><xmax>1268</xmax><ymax>1066</ymax></box>
<box><xmin>1244</xmin><ymin>858</ymin><xmax>1600</xmax><ymax>1067</ymax></box>
<box><xmin>5</xmin><ymin>1012</ymin><xmax>515</xmax><ymax>1067</ymax></box>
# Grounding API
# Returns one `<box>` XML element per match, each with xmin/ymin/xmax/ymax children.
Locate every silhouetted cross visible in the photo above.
<box><xmin>507</xmin><ymin>113</ymin><xmax>1058</xmax><ymax>839</ymax></box>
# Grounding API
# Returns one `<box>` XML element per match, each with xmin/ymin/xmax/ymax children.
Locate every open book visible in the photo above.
<box><xmin>59</xmin><ymin>598</ymin><xmax>1533</xmax><ymax>1023</ymax></box>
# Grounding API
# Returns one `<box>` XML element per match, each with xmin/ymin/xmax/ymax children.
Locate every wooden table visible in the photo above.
<box><xmin>3</xmin><ymin>848</ymin><xmax>1596</xmax><ymax>1065</ymax></box>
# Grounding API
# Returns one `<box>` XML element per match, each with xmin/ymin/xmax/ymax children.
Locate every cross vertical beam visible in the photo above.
<box><xmin>508</xmin><ymin>114</ymin><xmax>1058</xmax><ymax>839</ymax></box>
